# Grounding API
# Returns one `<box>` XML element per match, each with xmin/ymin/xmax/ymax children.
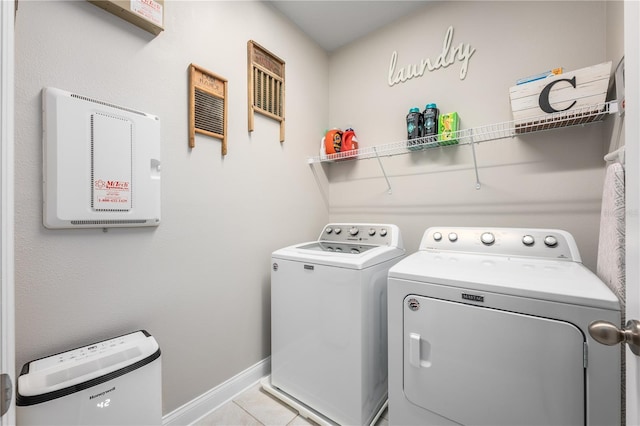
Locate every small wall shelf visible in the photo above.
<box><xmin>308</xmin><ymin>100</ymin><xmax>619</xmax><ymax>193</ymax></box>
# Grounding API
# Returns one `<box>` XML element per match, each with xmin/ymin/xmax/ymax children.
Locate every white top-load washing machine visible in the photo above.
<box><xmin>265</xmin><ymin>223</ymin><xmax>405</xmax><ymax>426</ymax></box>
<box><xmin>387</xmin><ymin>227</ymin><xmax>621</xmax><ymax>426</ymax></box>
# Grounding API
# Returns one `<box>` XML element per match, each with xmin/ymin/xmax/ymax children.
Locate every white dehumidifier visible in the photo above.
<box><xmin>16</xmin><ymin>330</ymin><xmax>162</xmax><ymax>425</ymax></box>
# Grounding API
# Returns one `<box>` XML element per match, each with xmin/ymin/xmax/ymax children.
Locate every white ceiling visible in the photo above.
<box><xmin>266</xmin><ymin>1</ymin><xmax>430</xmax><ymax>52</ymax></box>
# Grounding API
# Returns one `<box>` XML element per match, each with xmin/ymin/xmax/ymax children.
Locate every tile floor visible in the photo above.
<box><xmin>193</xmin><ymin>381</ymin><xmax>389</xmax><ymax>426</ymax></box>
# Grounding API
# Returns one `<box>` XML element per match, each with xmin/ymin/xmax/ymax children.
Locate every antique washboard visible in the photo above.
<box><xmin>189</xmin><ymin>64</ymin><xmax>228</xmax><ymax>155</ymax></box>
<box><xmin>247</xmin><ymin>40</ymin><xmax>285</xmax><ymax>142</ymax></box>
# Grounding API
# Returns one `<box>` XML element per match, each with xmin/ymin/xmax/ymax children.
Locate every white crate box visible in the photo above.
<box><xmin>509</xmin><ymin>61</ymin><xmax>612</xmax><ymax>133</ymax></box>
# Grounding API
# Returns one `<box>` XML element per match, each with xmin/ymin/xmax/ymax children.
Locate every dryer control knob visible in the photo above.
<box><xmin>522</xmin><ymin>235</ymin><xmax>535</xmax><ymax>246</ymax></box>
<box><xmin>544</xmin><ymin>235</ymin><xmax>558</xmax><ymax>247</ymax></box>
<box><xmin>433</xmin><ymin>232</ymin><xmax>442</xmax><ymax>242</ymax></box>
<box><xmin>325</xmin><ymin>227</ymin><xmax>333</xmax><ymax>234</ymax></box>
<box><xmin>448</xmin><ymin>232</ymin><xmax>458</xmax><ymax>242</ymax></box>
<box><xmin>481</xmin><ymin>232</ymin><xmax>495</xmax><ymax>245</ymax></box>
<box><xmin>380</xmin><ymin>228</ymin><xmax>388</xmax><ymax>237</ymax></box>
<box><xmin>368</xmin><ymin>228</ymin><xmax>376</xmax><ymax>236</ymax></box>
<box><xmin>349</xmin><ymin>227</ymin><xmax>359</xmax><ymax>236</ymax></box>
<box><xmin>334</xmin><ymin>228</ymin><xmax>342</xmax><ymax>234</ymax></box>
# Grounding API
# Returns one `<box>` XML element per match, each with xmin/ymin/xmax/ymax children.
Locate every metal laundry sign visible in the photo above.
<box><xmin>387</xmin><ymin>26</ymin><xmax>476</xmax><ymax>86</ymax></box>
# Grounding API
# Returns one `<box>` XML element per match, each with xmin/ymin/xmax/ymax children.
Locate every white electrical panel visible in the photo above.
<box><xmin>42</xmin><ymin>87</ymin><xmax>161</xmax><ymax>228</ymax></box>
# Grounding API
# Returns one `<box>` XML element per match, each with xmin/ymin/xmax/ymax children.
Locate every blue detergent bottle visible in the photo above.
<box><xmin>422</xmin><ymin>103</ymin><xmax>439</xmax><ymax>147</ymax></box>
<box><xmin>406</xmin><ymin>107</ymin><xmax>423</xmax><ymax>150</ymax></box>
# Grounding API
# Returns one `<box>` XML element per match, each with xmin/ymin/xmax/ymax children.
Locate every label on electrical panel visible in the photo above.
<box><xmin>94</xmin><ymin>179</ymin><xmax>131</xmax><ymax>209</ymax></box>
<box><xmin>91</xmin><ymin>113</ymin><xmax>133</xmax><ymax>211</ymax></box>
<box><xmin>131</xmin><ymin>0</ymin><xmax>163</xmax><ymax>26</ymax></box>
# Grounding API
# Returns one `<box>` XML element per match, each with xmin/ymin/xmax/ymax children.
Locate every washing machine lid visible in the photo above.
<box><xmin>272</xmin><ymin>223</ymin><xmax>405</xmax><ymax>269</ymax></box>
<box><xmin>273</xmin><ymin>242</ymin><xmax>404</xmax><ymax>269</ymax></box>
<box><xmin>297</xmin><ymin>241</ymin><xmax>378</xmax><ymax>255</ymax></box>
<box><xmin>388</xmin><ymin>251</ymin><xmax>619</xmax><ymax>310</ymax></box>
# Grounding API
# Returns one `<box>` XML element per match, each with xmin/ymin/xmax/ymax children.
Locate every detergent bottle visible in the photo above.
<box><xmin>324</xmin><ymin>128</ymin><xmax>343</xmax><ymax>155</ymax></box>
<box><xmin>342</xmin><ymin>128</ymin><xmax>359</xmax><ymax>155</ymax></box>
<box><xmin>406</xmin><ymin>107</ymin><xmax>423</xmax><ymax>150</ymax></box>
<box><xmin>422</xmin><ymin>103</ymin><xmax>439</xmax><ymax>147</ymax></box>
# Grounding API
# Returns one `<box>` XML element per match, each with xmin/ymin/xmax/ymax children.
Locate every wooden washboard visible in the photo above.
<box><xmin>189</xmin><ymin>64</ymin><xmax>228</xmax><ymax>155</ymax></box>
<box><xmin>247</xmin><ymin>40</ymin><xmax>285</xmax><ymax>142</ymax></box>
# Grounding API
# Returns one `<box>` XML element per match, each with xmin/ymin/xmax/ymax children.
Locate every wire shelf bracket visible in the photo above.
<box><xmin>469</xmin><ymin>129</ymin><xmax>481</xmax><ymax>190</ymax></box>
<box><xmin>373</xmin><ymin>147</ymin><xmax>393</xmax><ymax>195</ymax></box>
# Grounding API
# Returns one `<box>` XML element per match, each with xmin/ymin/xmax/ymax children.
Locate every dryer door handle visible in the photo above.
<box><xmin>409</xmin><ymin>333</ymin><xmax>421</xmax><ymax>368</ymax></box>
<box><xmin>408</xmin><ymin>333</ymin><xmax>432</xmax><ymax>368</ymax></box>
<box><xmin>588</xmin><ymin>319</ymin><xmax>640</xmax><ymax>356</ymax></box>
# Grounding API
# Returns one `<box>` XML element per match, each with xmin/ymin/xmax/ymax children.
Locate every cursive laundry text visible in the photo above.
<box><xmin>388</xmin><ymin>26</ymin><xmax>476</xmax><ymax>86</ymax></box>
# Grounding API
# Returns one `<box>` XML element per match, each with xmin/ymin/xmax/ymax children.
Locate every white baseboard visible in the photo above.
<box><xmin>162</xmin><ymin>357</ymin><xmax>271</xmax><ymax>426</ymax></box>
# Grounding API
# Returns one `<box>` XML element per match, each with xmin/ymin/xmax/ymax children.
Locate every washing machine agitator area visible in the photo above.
<box><xmin>388</xmin><ymin>227</ymin><xmax>620</xmax><ymax>426</ymax></box>
<box><xmin>266</xmin><ymin>223</ymin><xmax>405</xmax><ymax>425</ymax></box>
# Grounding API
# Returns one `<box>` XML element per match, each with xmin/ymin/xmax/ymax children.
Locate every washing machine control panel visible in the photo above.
<box><xmin>419</xmin><ymin>227</ymin><xmax>580</xmax><ymax>261</ymax></box>
<box><xmin>320</xmin><ymin>223</ymin><xmax>399</xmax><ymax>247</ymax></box>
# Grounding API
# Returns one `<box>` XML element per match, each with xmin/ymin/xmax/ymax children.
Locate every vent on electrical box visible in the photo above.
<box><xmin>71</xmin><ymin>219</ymin><xmax>149</xmax><ymax>225</ymax></box>
<box><xmin>189</xmin><ymin>64</ymin><xmax>228</xmax><ymax>155</ymax></box>
<box><xmin>247</xmin><ymin>40</ymin><xmax>285</xmax><ymax>142</ymax></box>
<box><xmin>90</xmin><ymin>112</ymin><xmax>133</xmax><ymax>212</ymax></box>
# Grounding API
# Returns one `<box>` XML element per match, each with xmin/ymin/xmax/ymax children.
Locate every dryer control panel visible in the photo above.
<box><xmin>319</xmin><ymin>223</ymin><xmax>402</xmax><ymax>248</ymax></box>
<box><xmin>419</xmin><ymin>227</ymin><xmax>581</xmax><ymax>261</ymax></box>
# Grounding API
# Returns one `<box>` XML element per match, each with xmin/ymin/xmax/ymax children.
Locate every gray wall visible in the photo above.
<box><xmin>326</xmin><ymin>1</ymin><xmax>622</xmax><ymax>271</ymax></box>
<box><xmin>14</xmin><ymin>0</ymin><xmax>329</xmax><ymax>415</ymax></box>
<box><xmin>13</xmin><ymin>0</ymin><xmax>625</xmax><ymax>419</ymax></box>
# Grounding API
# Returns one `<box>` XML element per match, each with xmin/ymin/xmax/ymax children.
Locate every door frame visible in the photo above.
<box><xmin>0</xmin><ymin>0</ymin><xmax>15</xmax><ymax>424</ymax></box>
<box><xmin>624</xmin><ymin>0</ymin><xmax>640</xmax><ymax>424</ymax></box>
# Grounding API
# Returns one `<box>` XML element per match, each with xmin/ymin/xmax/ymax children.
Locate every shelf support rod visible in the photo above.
<box><xmin>470</xmin><ymin>129</ymin><xmax>481</xmax><ymax>190</ymax></box>
<box><xmin>373</xmin><ymin>147</ymin><xmax>392</xmax><ymax>195</ymax></box>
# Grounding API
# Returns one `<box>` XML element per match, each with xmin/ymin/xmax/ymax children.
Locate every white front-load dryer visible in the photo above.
<box><xmin>388</xmin><ymin>227</ymin><xmax>621</xmax><ymax>426</ymax></box>
<box><xmin>265</xmin><ymin>223</ymin><xmax>405</xmax><ymax>426</ymax></box>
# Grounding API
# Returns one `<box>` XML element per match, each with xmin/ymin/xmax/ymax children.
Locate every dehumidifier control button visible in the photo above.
<box><xmin>522</xmin><ymin>235</ymin><xmax>535</xmax><ymax>246</ymax></box>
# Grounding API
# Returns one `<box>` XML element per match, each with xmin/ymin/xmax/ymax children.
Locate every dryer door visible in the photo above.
<box><xmin>403</xmin><ymin>295</ymin><xmax>585</xmax><ymax>426</ymax></box>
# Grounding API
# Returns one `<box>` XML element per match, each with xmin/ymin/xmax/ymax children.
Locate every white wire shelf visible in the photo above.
<box><xmin>307</xmin><ymin>101</ymin><xmax>619</xmax><ymax>165</ymax></box>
